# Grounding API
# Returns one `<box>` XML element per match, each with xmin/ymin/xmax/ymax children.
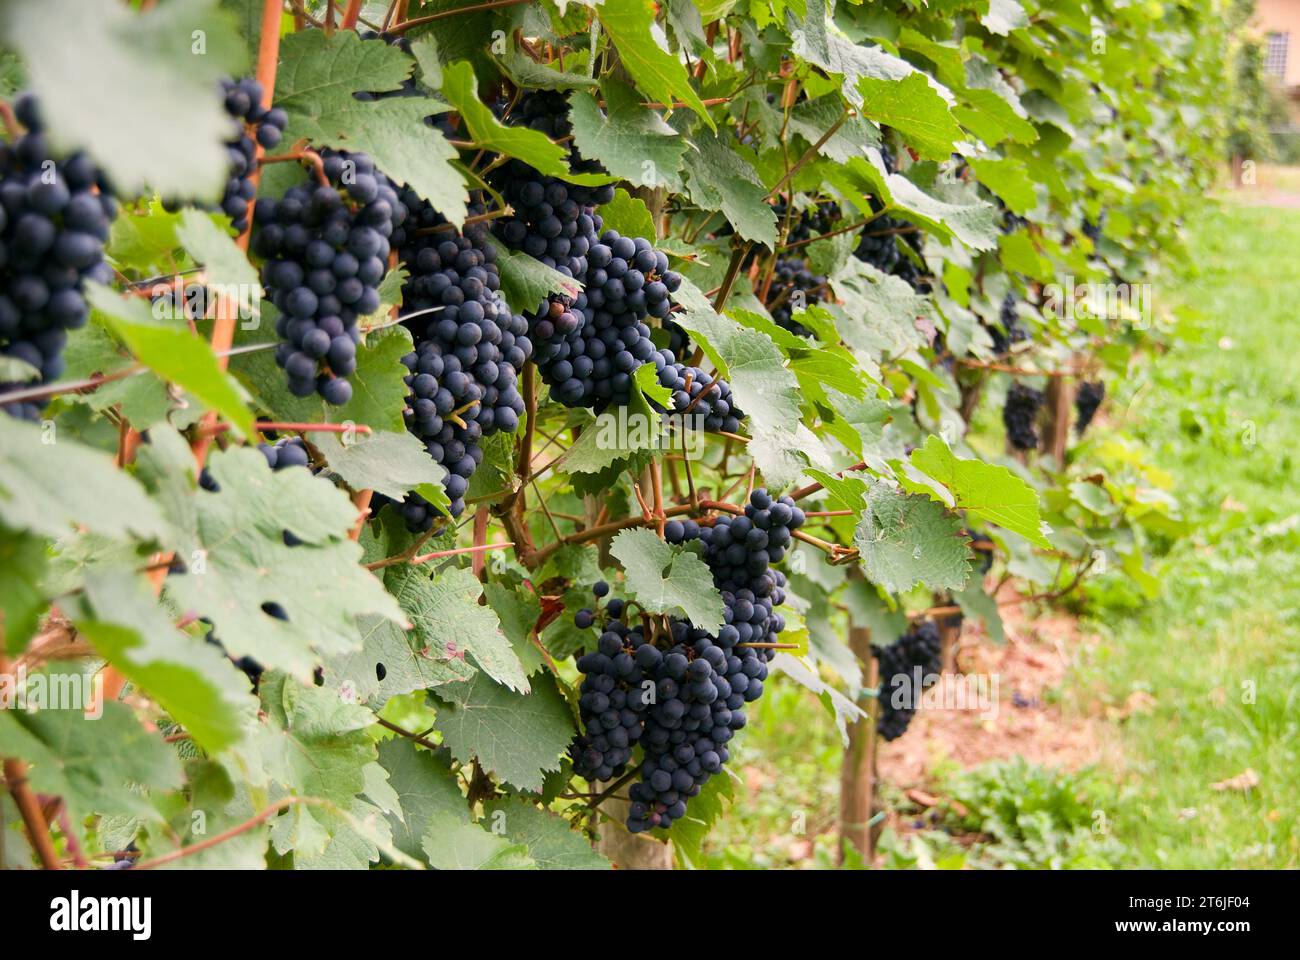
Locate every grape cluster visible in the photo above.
<box><xmin>215</xmin><ymin>78</ymin><xmax>286</xmax><ymax>231</ymax></box>
<box><xmin>650</xmin><ymin>350</ymin><xmax>743</xmax><ymax>433</ymax></box>
<box><xmin>485</xmin><ymin>92</ymin><xmax>744</xmax><ymax>429</ymax></box>
<box><xmin>874</xmin><ymin>620</ymin><xmax>942</xmax><ymax>741</ymax></box>
<box><xmin>388</xmin><ymin>194</ymin><xmax>531</xmax><ymax>527</ymax></box>
<box><xmin>767</xmin><ymin>256</ymin><xmax>825</xmax><ymax>337</ymax></box>
<box><xmin>771</xmin><ymin>197</ymin><xmax>839</xmax><ymax>248</ymax></box>
<box><xmin>567</xmin><ymin>489</ymin><xmax>800</xmax><ymax>832</ymax></box>
<box><xmin>851</xmin><ymin>145</ymin><xmax>930</xmax><ymax>292</ymax></box>
<box><xmin>1074</xmin><ymin>379</ymin><xmax>1104</xmax><ymax>435</ymax></box>
<box><xmin>0</xmin><ymin>93</ymin><xmax>115</xmax><ymax>421</ymax></box>
<box><xmin>985</xmin><ymin>292</ymin><xmax>1027</xmax><ymax>355</ymax></box>
<box><xmin>253</xmin><ymin>150</ymin><xmax>407</xmax><ymax>405</ymax></box>
<box><xmin>1003</xmin><ymin>382</ymin><xmax>1045</xmax><ymax>451</ymax></box>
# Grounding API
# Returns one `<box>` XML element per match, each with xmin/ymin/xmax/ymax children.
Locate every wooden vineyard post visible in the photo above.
<box><xmin>937</xmin><ymin>605</ymin><xmax>960</xmax><ymax>675</ymax></box>
<box><xmin>839</xmin><ymin>625</ymin><xmax>879</xmax><ymax>865</ymax></box>
<box><xmin>1041</xmin><ymin>372</ymin><xmax>1073</xmax><ymax>464</ymax></box>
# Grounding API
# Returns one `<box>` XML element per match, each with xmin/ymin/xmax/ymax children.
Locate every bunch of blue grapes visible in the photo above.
<box><xmin>384</xmin><ymin>193</ymin><xmax>531</xmax><ymax>528</ymax></box>
<box><xmin>252</xmin><ymin>149</ymin><xmax>407</xmax><ymax>405</ymax></box>
<box><xmin>851</xmin><ymin>145</ymin><xmax>930</xmax><ymax>292</ymax></box>
<box><xmin>567</xmin><ymin>489</ymin><xmax>801</xmax><ymax>832</ymax></box>
<box><xmin>490</xmin><ymin>90</ymin><xmax>613</xmax><ymax>279</ymax></box>
<box><xmin>487</xmin><ymin>92</ymin><xmax>742</xmax><ymax>427</ymax></box>
<box><xmin>0</xmin><ymin>93</ymin><xmax>116</xmax><ymax>421</ymax></box>
<box><xmin>162</xmin><ymin>78</ymin><xmax>285</xmax><ymax>231</ymax></box>
<box><xmin>217</xmin><ymin>78</ymin><xmax>286</xmax><ymax>231</ymax></box>
<box><xmin>1003</xmin><ymin>382</ymin><xmax>1044</xmax><ymax>451</ymax></box>
<box><xmin>874</xmin><ymin>620</ymin><xmax>943</xmax><ymax>741</ymax></box>
<box><xmin>985</xmin><ymin>291</ymin><xmax>1027</xmax><ymax>355</ymax></box>
<box><xmin>772</xmin><ymin>196</ymin><xmax>840</xmax><ymax>248</ymax></box>
<box><xmin>768</xmin><ymin>256</ymin><xmax>824</xmax><ymax>338</ymax></box>
<box><xmin>1074</xmin><ymin>380</ymin><xmax>1104</xmax><ymax>435</ymax></box>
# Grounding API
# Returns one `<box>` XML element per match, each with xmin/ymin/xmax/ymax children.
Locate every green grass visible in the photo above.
<box><xmin>702</xmin><ymin>201</ymin><xmax>1300</xmax><ymax>869</ymax></box>
<box><xmin>1071</xmin><ymin>201</ymin><xmax>1300</xmax><ymax>868</ymax></box>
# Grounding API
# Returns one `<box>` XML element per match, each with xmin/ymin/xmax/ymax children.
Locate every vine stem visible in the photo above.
<box><xmin>260</xmin><ymin>148</ymin><xmax>331</xmax><ymax>187</ymax></box>
<box><xmin>376</xmin><ymin>717</ymin><xmax>441</xmax><ymax>752</ymax></box>
<box><xmin>388</xmin><ymin>0</ymin><xmax>533</xmax><ymax>34</ymax></box>
<box><xmin>767</xmin><ymin>107</ymin><xmax>848</xmax><ymax>199</ymax></box>
<box><xmin>199</xmin><ymin>421</ymin><xmax>374</xmax><ymax>437</ymax></box>
<box><xmin>0</xmin><ymin>656</ymin><xmax>61</xmax><ymax>870</ymax></box>
<box><xmin>956</xmin><ymin>358</ymin><xmax>1082</xmax><ymax>377</ymax></box>
<box><xmin>587</xmin><ymin>763</ymin><xmax>644</xmax><ymax>810</ymax></box>
<box><xmin>132</xmin><ymin>796</ymin><xmax>329</xmax><ymax>870</ymax></box>
<box><xmin>0</xmin><ymin>99</ymin><xmax>21</xmax><ymax>138</ymax></box>
<box><xmin>341</xmin><ymin>0</ymin><xmax>363</xmax><ymax>29</ymax></box>
<box><xmin>789</xmin><ymin>460</ymin><xmax>868</xmax><ymax>501</ymax></box>
<box><xmin>192</xmin><ymin>0</ymin><xmax>281</xmax><ymax>469</ymax></box>
<box><xmin>407</xmin><ymin>540</ymin><xmax>514</xmax><ymax>567</ymax></box>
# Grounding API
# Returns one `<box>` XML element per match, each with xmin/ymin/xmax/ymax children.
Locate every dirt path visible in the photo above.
<box><xmin>877</xmin><ymin>592</ymin><xmax>1120</xmax><ymax>788</ymax></box>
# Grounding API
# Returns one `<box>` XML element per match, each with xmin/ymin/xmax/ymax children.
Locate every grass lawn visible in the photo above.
<box><xmin>702</xmin><ymin>199</ymin><xmax>1300</xmax><ymax>869</ymax></box>
<box><xmin>1072</xmin><ymin>200</ymin><xmax>1300</xmax><ymax>868</ymax></box>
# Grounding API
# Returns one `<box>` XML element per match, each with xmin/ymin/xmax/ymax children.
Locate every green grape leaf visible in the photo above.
<box><xmin>71</xmin><ymin>571</ymin><xmax>255</xmax><ymax>753</ymax></box>
<box><xmin>0</xmin><ymin>356</ymin><xmax>39</xmax><ymax>384</ymax></box>
<box><xmin>788</xmin><ymin>94</ymin><xmax>881</xmax><ymax>163</ymax></box>
<box><xmin>442</xmin><ymin>61</ymin><xmax>612</xmax><ymax>186</ymax></box>
<box><xmin>2</xmin><ymin>0</ymin><xmax>245</xmax><ymax>198</ymax></box>
<box><xmin>907</xmin><ymin>436</ymin><xmax>1051</xmax><ymax>547</ymax></box>
<box><xmin>274</xmin><ymin>29</ymin><xmax>467</xmax><ymax>225</ymax></box>
<box><xmin>563</xmin><ymin>410</ymin><xmax>665</xmax><ymax>475</ymax></box>
<box><xmin>983</xmin><ymin>0</ymin><xmax>1029</xmax><ymax>35</ymax></box>
<box><xmin>672</xmin><ymin>277</ymin><xmax>831</xmax><ymax>487</ymax></box>
<box><xmin>0</xmin><ymin>415</ymin><xmax>168</xmax><ymax>543</ymax></box>
<box><xmin>175</xmin><ymin>209</ymin><xmax>261</xmax><ymax>294</ymax></box>
<box><xmin>954</xmin><ymin>580</ymin><xmax>1005</xmax><ymax>644</ymax></box>
<box><xmin>792</xmin><ymin>1</ymin><xmax>954</xmax><ymax>113</ymax></box>
<box><xmin>609</xmin><ymin>528</ymin><xmax>724</xmax><ymax>632</ymax></box>
<box><xmin>323</xmin><ymin>612</ymin><xmax>476</xmax><ymax>708</ymax></box>
<box><xmin>496</xmin><ymin>47</ymin><xmax>600</xmax><ymax>91</ymax></box>
<box><xmin>682</xmin><ymin>132</ymin><xmax>777</xmax><ymax>249</ymax></box>
<box><xmin>385</xmin><ymin>565</ymin><xmax>527</xmax><ymax>694</ymax></box>
<box><xmin>483</xmin><ymin>582</ymin><xmax>546</xmax><ymax>678</ymax></box>
<box><xmin>0</xmin><ymin>527</ymin><xmax>48</xmax><ymax>655</ymax></box>
<box><xmin>0</xmin><ymin>702</ymin><xmax>184</xmax><ymax>846</ymax></box>
<box><xmin>769</xmin><ymin>653</ymin><xmax>866</xmax><ymax>745</ymax></box>
<box><xmin>313</xmin><ymin>430</ymin><xmax>450</xmax><ymax>510</ymax></box>
<box><xmin>431</xmin><ymin>671</ymin><xmax>574</xmax><ymax>793</ymax></box>
<box><xmin>853</xmin><ymin>482</ymin><xmax>971</xmax><ymax>593</ymax></box>
<box><xmin>970</xmin><ymin>157</ymin><xmax>1037</xmax><ymax>215</ymax></box>
<box><xmin>598</xmin><ymin>189</ymin><xmax>658</xmax><ymax>241</ymax></box>
<box><xmin>570</xmin><ymin>82</ymin><xmax>687</xmax><ymax>190</ymax></box>
<box><xmin>231</xmin><ymin>322</ymin><xmax>412</xmax><ymax>433</ymax></box>
<box><xmin>857</xmin><ymin>72</ymin><xmax>964</xmax><ymax>162</ymax></box>
<box><xmin>60</xmin><ymin>324</ymin><xmax>181</xmax><ymax>431</ymax></box>
<box><xmin>597</xmin><ymin>0</ymin><xmax>714</xmax><ymax>129</ymax></box>
<box><xmin>483</xmin><ymin>798</ymin><xmax>610</xmax><ymax>869</ymax></box>
<box><xmin>87</xmin><ymin>283</ymin><xmax>255</xmax><ymax>439</ymax></box>
<box><xmin>377</xmin><ymin>738</ymin><xmax>469</xmax><ymax>861</ymax></box>
<box><xmin>162</xmin><ymin>447</ymin><xmax>404</xmax><ymax>681</ymax></box>
<box><xmin>257</xmin><ymin>674</ymin><xmax>379</xmax><ymax>858</ymax></box>
<box><xmin>489</xmin><ymin>237</ymin><xmax>583</xmax><ymax>315</ymax></box>
<box><xmin>661</xmin><ymin>768</ymin><xmax>735</xmax><ymax>867</ymax></box>
<box><xmin>421</xmin><ymin>811</ymin><xmax>537</xmax><ymax>869</ymax></box>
